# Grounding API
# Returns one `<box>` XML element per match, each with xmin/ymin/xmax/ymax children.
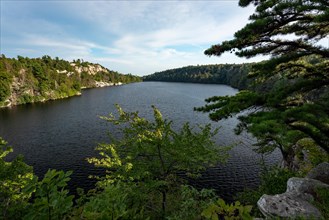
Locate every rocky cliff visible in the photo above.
<box><xmin>0</xmin><ymin>55</ymin><xmax>141</xmax><ymax>108</ymax></box>
<box><xmin>258</xmin><ymin>162</ymin><xmax>329</xmax><ymax>219</ymax></box>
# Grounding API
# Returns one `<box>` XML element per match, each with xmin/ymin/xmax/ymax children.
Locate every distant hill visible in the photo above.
<box><xmin>0</xmin><ymin>55</ymin><xmax>141</xmax><ymax>107</ymax></box>
<box><xmin>143</xmin><ymin>63</ymin><xmax>253</xmax><ymax>89</ymax></box>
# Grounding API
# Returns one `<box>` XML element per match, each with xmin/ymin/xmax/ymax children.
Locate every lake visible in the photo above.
<box><xmin>0</xmin><ymin>82</ymin><xmax>281</xmax><ymax>200</ymax></box>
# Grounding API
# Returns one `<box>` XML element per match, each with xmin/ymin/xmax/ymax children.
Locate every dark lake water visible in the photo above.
<box><xmin>0</xmin><ymin>82</ymin><xmax>281</xmax><ymax>200</ymax></box>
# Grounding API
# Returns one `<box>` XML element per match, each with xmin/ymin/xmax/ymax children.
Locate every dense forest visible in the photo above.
<box><xmin>0</xmin><ymin>55</ymin><xmax>141</xmax><ymax>108</ymax></box>
<box><xmin>143</xmin><ymin>63</ymin><xmax>252</xmax><ymax>89</ymax></box>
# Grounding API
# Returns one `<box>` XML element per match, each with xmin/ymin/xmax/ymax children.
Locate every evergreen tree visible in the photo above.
<box><xmin>196</xmin><ymin>0</ymin><xmax>329</xmax><ymax>168</ymax></box>
<box><xmin>143</xmin><ymin>64</ymin><xmax>252</xmax><ymax>89</ymax></box>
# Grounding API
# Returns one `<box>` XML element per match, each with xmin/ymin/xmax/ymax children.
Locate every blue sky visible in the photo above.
<box><xmin>1</xmin><ymin>0</ymin><xmax>266</xmax><ymax>76</ymax></box>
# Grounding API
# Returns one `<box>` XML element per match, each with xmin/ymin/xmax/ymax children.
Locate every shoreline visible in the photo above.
<box><xmin>0</xmin><ymin>82</ymin><xmax>126</xmax><ymax>109</ymax></box>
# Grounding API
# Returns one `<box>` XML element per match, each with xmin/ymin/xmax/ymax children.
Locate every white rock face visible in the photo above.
<box><xmin>1</xmin><ymin>60</ymin><xmax>129</xmax><ymax>108</ymax></box>
<box><xmin>95</xmin><ymin>81</ymin><xmax>114</xmax><ymax>87</ymax></box>
<box><xmin>257</xmin><ymin>162</ymin><xmax>329</xmax><ymax>219</ymax></box>
<box><xmin>258</xmin><ymin>193</ymin><xmax>322</xmax><ymax>219</ymax></box>
<box><xmin>73</xmin><ymin>64</ymin><xmax>107</xmax><ymax>75</ymax></box>
<box><xmin>56</xmin><ymin>70</ymin><xmax>67</xmax><ymax>74</ymax></box>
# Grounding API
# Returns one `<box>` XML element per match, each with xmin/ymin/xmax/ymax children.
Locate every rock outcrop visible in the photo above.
<box><xmin>306</xmin><ymin>162</ymin><xmax>329</xmax><ymax>185</ymax></box>
<box><xmin>95</xmin><ymin>81</ymin><xmax>114</xmax><ymax>87</ymax></box>
<box><xmin>0</xmin><ymin>56</ymin><xmax>141</xmax><ymax>108</ymax></box>
<box><xmin>257</xmin><ymin>162</ymin><xmax>329</xmax><ymax>219</ymax></box>
<box><xmin>71</xmin><ymin>63</ymin><xmax>107</xmax><ymax>75</ymax></box>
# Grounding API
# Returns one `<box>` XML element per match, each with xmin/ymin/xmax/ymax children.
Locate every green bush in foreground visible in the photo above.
<box><xmin>0</xmin><ymin>137</ymin><xmax>34</xmax><ymax>219</ymax></box>
<box><xmin>24</xmin><ymin>170</ymin><xmax>74</xmax><ymax>220</ymax></box>
<box><xmin>88</xmin><ymin>105</ymin><xmax>230</xmax><ymax>218</ymax></box>
<box><xmin>313</xmin><ymin>187</ymin><xmax>329</xmax><ymax>220</ymax></box>
<box><xmin>0</xmin><ymin>137</ymin><xmax>74</xmax><ymax>220</ymax></box>
<box><xmin>202</xmin><ymin>198</ymin><xmax>252</xmax><ymax>220</ymax></box>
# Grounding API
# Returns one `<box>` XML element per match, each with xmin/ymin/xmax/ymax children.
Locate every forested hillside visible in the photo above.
<box><xmin>0</xmin><ymin>55</ymin><xmax>141</xmax><ymax>107</ymax></box>
<box><xmin>143</xmin><ymin>63</ymin><xmax>252</xmax><ymax>89</ymax></box>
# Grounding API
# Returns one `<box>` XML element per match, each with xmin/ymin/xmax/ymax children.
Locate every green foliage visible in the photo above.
<box><xmin>120</xmin><ymin>73</ymin><xmax>142</xmax><ymax>84</ymax></box>
<box><xmin>236</xmin><ymin>166</ymin><xmax>298</xmax><ymax>217</ymax></box>
<box><xmin>0</xmin><ymin>58</ymin><xmax>13</xmax><ymax>104</ymax></box>
<box><xmin>313</xmin><ymin>187</ymin><xmax>329</xmax><ymax>220</ymax></box>
<box><xmin>80</xmin><ymin>71</ymin><xmax>95</xmax><ymax>88</ymax></box>
<box><xmin>206</xmin><ymin>0</ymin><xmax>329</xmax><ymax>62</ymax></box>
<box><xmin>0</xmin><ymin>137</ymin><xmax>35</xmax><ymax>220</ymax></box>
<box><xmin>0</xmin><ymin>137</ymin><xmax>75</xmax><ymax>219</ymax></box>
<box><xmin>0</xmin><ymin>70</ymin><xmax>12</xmax><ymax>104</ymax></box>
<box><xmin>89</xmin><ymin>105</ymin><xmax>228</xmax><ymax>183</ymax></box>
<box><xmin>76</xmin><ymin>181</ymin><xmax>148</xmax><ymax>220</ymax></box>
<box><xmin>197</xmin><ymin>0</ymin><xmax>329</xmax><ymax>168</ymax></box>
<box><xmin>0</xmin><ymin>55</ymin><xmax>141</xmax><ymax>107</ymax></box>
<box><xmin>168</xmin><ymin>185</ymin><xmax>217</xmax><ymax>220</ymax></box>
<box><xmin>201</xmin><ymin>198</ymin><xmax>252</xmax><ymax>220</ymax></box>
<box><xmin>258</xmin><ymin>167</ymin><xmax>299</xmax><ymax>195</ymax></box>
<box><xmin>88</xmin><ymin>105</ymin><xmax>230</xmax><ymax>217</ymax></box>
<box><xmin>19</xmin><ymin>94</ymin><xmax>34</xmax><ymax>104</ymax></box>
<box><xmin>195</xmin><ymin>90</ymin><xmax>262</xmax><ymax>121</ymax></box>
<box><xmin>143</xmin><ymin>63</ymin><xmax>252</xmax><ymax>89</ymax></box>
<box><xmin>24</xmin><ymin>169</ymin><xmax>74</xmax><ymax>220</ymax></box>
<box><xmin>0</xmin><ymin>109</ymin><xmax>232</xmax><ymax>220</ymax></box>
<box><xmin>77</xmin><ymin>182</ymin><xmax>218</xmax><ymax>220</ymax></box>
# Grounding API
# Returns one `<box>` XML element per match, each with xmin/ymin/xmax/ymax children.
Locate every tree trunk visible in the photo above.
<box><xmin>161</xmin><ymin>190</ymin><xmax>167</xmax><ymax>219</ymax></box>
<box><xmin>280</xmin><ymin>147</ymin><xmax>296</xmax><ymax>170</ymax></box>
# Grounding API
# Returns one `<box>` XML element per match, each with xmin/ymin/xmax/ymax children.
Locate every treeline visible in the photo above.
<box><xmin>143</xmin><ymin>63</ymin><xmax>252</xmax><ymax>89</ymax></box>
<box><xmin>0</xmin><ymin>55</ymin><xmax>141</xmax><ymax>107</ymax></box>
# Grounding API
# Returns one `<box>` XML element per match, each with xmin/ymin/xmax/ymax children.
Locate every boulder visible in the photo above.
<box><xmin>257</xmin><ymin>162</ymin><xmax>329</xmax><ymax>219</ymax></box>
<box><xmin>287</xmin><ymin>177</ymin><xmax>329</xmax><ymax>201</ymax></box>
<box><xmin>258</xmin><ymin>193</ymin><xmax>322</xmax><ymax>219</ymax></box>
<box><xmin>306</xmin><ymin>162</ymin><xmax>329</xmax><ymax>185</ymax></box>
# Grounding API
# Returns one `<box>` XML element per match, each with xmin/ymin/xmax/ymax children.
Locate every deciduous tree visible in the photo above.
<box><xmin>88</xmin><ymin>105</ymin><xmax>229</xmax><ymax>217</ymax></box>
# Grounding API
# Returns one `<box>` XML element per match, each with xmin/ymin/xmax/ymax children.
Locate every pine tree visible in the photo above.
<box><xmin>196</xmin><ymin>0</ymin><xmax>329</xmax><ymax>168</ymax></box>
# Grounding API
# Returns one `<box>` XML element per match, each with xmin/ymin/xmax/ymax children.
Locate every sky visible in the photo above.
<box><xmin>1</xmin><ymin>0</ymin><xmax>267</xmax><ymax>76</ymax></box>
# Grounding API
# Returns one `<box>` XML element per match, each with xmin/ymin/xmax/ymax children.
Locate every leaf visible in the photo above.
<box><xmin>201</xmin><ymin>203</ymin><xmax>220</xmax><ymax>219</ymax></box>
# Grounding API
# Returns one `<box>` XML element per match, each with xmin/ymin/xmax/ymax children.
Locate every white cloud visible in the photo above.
<box><xmin>89</xmin><ymin>57</ymin><xmax>133</xmax><ymax>65</ymax></box>
<box><xmin>1</xmin><ymin>1</ymin><xmax>263</xmax><ymax>75</ymax></box>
